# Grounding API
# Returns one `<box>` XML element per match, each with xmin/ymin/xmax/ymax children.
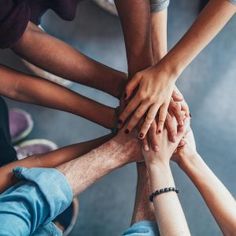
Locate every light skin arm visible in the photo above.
<box><xmin>176</xmin><ymin>133</ymin><xmax>236</xmax><ymax>236</ymax></box>
<box><xmin>143</xmin><ymin>117</ymin><xmax>191</xmax><ymax>236</ymax></box>
<box><xmin>117</xmin><ymin>5</ymin><xmax>190</xmax><ymax>144</ymax></box>
<box><xmin>0</xmin><ymin>64</ymin><xmax>117</xmax><ymax>129</ymax></box>
<box><xmin>0</xmin><ymin>135</ymin><xmax>112</xmax><ymax>193</ymax></box>
<box><xmin>119</xmin><ymin>0</ymin><xmax>236</xmax><ymax>137</ymax></box>
<box><xmin>151</xmin><ymin>9</ymin><xmax>168</xmax><ymax>63</ymax></box>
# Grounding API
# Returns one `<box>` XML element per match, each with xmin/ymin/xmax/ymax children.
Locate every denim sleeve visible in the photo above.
<box><xmin>0</xmin><ymin>167</ymin><xmax>73</xmax><ymax>236</ymax></box>
<box><xmin>150</xmin><ymin>0</ymin><xmax>170</xmax><ymax>12</ymax></box>
<box><xmin>122</xmin><ymin>220</ymin><xmax>160</xmax><ymax>236</ymax></box>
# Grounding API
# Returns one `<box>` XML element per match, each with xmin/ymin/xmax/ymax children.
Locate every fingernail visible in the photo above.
<box><xmin>139</xmin><ymin>133</ymin><xmax>144</xmax><ymax>139</ymax></box>
<box><xmin>144</xmin><ymin>145</ymin><xmax>149</xmax><ymax>151</ymax></box>
<box><xmin>154</xmin><ymin>145</ymin><xmax>159</xmax><ymax>152</ymax></box>
<box><xmin>118</xmin><ymin>119</ymin><xmax>123</xmax><ymax>124</ymax></box>
<box><xmin>158</xmin><ymin>129</ymin><xmax>161</xmax><ymax>133</ymax></box>
<box><xmin>125</xmin><ymin>129</ymin><xmax>129</xmax><ymax>134</ymax></box>
<box><xmin>124</xmin><ymin>93</ymin><xmax>128</xmax><ymax>99</ymax></box>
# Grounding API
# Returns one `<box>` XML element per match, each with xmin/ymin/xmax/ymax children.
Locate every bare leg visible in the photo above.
<box><xmin>131</xmin><ymin>163</ymin><xmax>155</xmax><ymax>224</ymax></box>
<box><xmin>0</xmin><ymin>134</ymin><xmax>112</xmax><ymax>193</ymax></box>
<box><xmin>0</xmin><ymin>65</ymin><xmax>117</xmax><ymax>129</ymax></box>
<box><xmin>13</xmin><ymin>22</ymin><xmax>126</xmax><ymax>98</ymax></box>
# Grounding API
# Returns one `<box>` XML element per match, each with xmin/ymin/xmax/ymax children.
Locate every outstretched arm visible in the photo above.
<box><xmin>143</xmin><ymin>117</ymin><xmax>191</xmax><ymax>236</ymax></box>
<box><xmin>12</xmin><ymin>22</ymin><xmax>126</xmax><ymax>98</ymax></box>
<box><xmin>118</xmin><ymin>0</ymin><xmax>236</xmax><ymax>137</ymax></box>
<box><xmin>176</xmin><ymin>131</ymin><xmax>236</xmax><ymax>236</ymax></box>
<box><xmin>0</xmin><ymin>64</ymin><xmax>117</xmax><ymax>129</ymax></box>
<box><xmin>0</xmin><ymin>135</ymin><xmax>112</xmax><ymax>193</ymax></box>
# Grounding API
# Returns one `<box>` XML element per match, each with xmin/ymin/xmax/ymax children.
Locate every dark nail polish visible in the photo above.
<box><xmin>118</xmin><ymin>119</ymin><xmax>123</xmax><ymax>124</ymax></box>
<box><xmin>125</xmin><ymin>129</ymin><xmax>129</xmax><ymax>134</ymax></box>
<box><xmin>139</xmin><ymin>133</ymin><xmax>144</xmax><ymax>138</ymax></box>
<box><xmin>158</xmin><ymin>130</ymin><xmax>161</xmax><ymax>133</ymax></box>
<box><xmin>124</xmin><ymin>93</ymin><xmax>127</xmax><ymax>99</ymax></box>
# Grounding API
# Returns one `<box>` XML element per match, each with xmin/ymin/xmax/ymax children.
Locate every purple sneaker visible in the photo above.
<box><xmin>9</xmin><ymin>109</ymin><xmax>34</xmax><ymax>144</ymax></box>
<box><xmin>15</xmin><ymin>139</ymin><xmax>58</xmax><ymax>160</ymax></box>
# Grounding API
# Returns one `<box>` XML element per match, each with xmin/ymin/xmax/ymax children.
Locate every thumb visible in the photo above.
<box><xmin>125</xmin><ymin>73</ymin><xmax>142</xmax><ymax>100</ymax></box>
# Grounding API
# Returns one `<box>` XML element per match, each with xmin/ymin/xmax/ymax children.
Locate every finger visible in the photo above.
<box><xmin>126</xmin><ymin>100</ymin><xmax>150</xmax><ymax>134</ymax></box>
<box><xmin>177</xmin><ymin>117</ymin><xmax>191</xmax><ymax>139</ymax></box>
<box><xmin>157</xmin><ymin>103</ymin><xmax>169</xmax><ymax>133</ymax></box>
<box><xmin>119</xmin><ymin>92</ymin><xmax>141</xmax><ymax>125</ymax></box>
<box><xmin>170</xmin><ymin>102</ymin><xmax>184</xmax><ymax>126</ymax></box>
<box><xmin>172</xmin><ymin>88</ymin><xmax>183</xmax><ymax>102</ymax></box>
<box><xmin>179</xmin><ymin>139</ymin><xmax>186</xmax><ymax>147</ymax></box>
<box><xmin>181</xmin><ymin>102</ymin><xmax>190</xmax><ymax>117</ymax></box>
<box><xmin>142</xmin><ymin>136</ymin><xmax>150</xmax><ymax>152</ymax></box>
<box><xmin>139</xmin><ymin>104</ymin><xmax>159</xmax><ymax>138</ymax></box>
<box><xmin>148</xmin><ymin>122</ymin><xmax>159</xmax><ymax>152</ymax></box>
<box><xmin>125</xmin><ymin>73</ymin><xmax>142</xmax><ymax>100</ymax></box>
<box><xmin>165</xmin><ymin>114</ymin><xmax>177</xmax><ymax>142</ymax></box>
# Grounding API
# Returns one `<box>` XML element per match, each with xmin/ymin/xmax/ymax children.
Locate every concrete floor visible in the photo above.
<box><xmin>1</xmin><ymin>0</ymin><xmax>236</xmax><ymax>235</ymax></box>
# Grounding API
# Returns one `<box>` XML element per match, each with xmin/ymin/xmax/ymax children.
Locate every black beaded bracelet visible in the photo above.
<box><xmin>149</xmin><ymin>187</ymin><xmax>179</xmax><ymax>202</ymax></box>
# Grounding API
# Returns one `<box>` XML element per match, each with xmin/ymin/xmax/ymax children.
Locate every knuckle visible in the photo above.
<box><xmin>138</xmin><ymin>91</ymin><xmax>146</xmax><ymax>100</ymax></box>
<box><xmin>146</xmin><ymin>115</ymin><xmax>154</xmax><ymax>123</ymax></box>
<box><xmin>133</xmin><ymin>113</ymin><xmax>141</xmax><ymax>120</ymax></box>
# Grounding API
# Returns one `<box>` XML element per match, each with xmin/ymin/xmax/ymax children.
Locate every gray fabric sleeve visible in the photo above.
<box><xmin>228</xmin><ymin>0</ymin><xmax>236</xmax><ymax>4</ymax></box>
<box><xmin>150</xmin><ymin>0</ymin><xmax>170</xmax><ymax>12</ymax></box>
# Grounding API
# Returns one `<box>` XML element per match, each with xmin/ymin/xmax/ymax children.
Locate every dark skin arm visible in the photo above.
<box><xmin>0</xmin><ymin>64</ymin><xmax>117</xmax><ymax>129</ymax></box>
<box><xmin>0</xmin><ymin>134</ymin><xmax>112</xmax><ymax>193</ymax></box>
<box><xmin>12</xmin><ymin>22</ymin><xmax>126</xmax><ymax>98</ymax></box>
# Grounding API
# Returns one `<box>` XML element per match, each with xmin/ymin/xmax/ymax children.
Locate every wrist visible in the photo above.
<box><xmin>159</xmin><ymin>56</ymin><xmax>183</xmax><ymax>81</ymax></box>
<box><xmin>178</xmin><ymin>151</ymin><xmax>200</xmax><ymax>171</ymax></box>
<box><xmin>146</xmin><ymin>159</ymin><xmax>170</xmax><ymax>172</ymax></box>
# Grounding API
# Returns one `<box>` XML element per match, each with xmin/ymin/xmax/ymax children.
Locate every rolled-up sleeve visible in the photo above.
<box><xmin>0</xmin><ymin>167</ymin><xmax>73</xmax><ymax>236</ymax></box>
<box><xmin>0</xmin><ymin>0</ymin><xmax>31</xmax><ymax>49</ymax></box>
<box><xmin>150</xmin><ymin>0</ymin><xmax>170</xmax><ymax>12</ymax></box>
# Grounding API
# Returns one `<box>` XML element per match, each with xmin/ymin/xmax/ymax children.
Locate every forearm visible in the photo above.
<box><xmin>12</xmin><ymin>22</ymin><xmax>126</xmax><ymax>98</ymax></box>
<box><xmin>0</xmin><ymin>65</ymin><xmax>116</xmax><ymax>129</ymax></box>
<box><xmin>147</xmin><ymin>162</ymin><xmax>191</xmax><ymax>236</ymax></box>
<box><xmin>0</xmin><ymin>135</ymin><xmax>112</xmax><ymax>193</ymax></box>
<box><xmin>57</xmin><ymin>133</ymin><xmax>141</xmax><ymax>196</ymax></box>
<box><xmin>151</xmin><ymin>10</ymin><xmax>168</xmax><ymax>62</ymax></box>
<box><xmin>179</xmin><ymin>153</ymin><xmax>236</xmax><ymax>235</ymax></box>
<box><xmin>115</xmin><ymin>0</ymin><xmax>153</xmax><ymax>77</ymax></box>
<box><xmin>160</xmin><ymin>0</ymin><xmax>236</xmax><ymax>78</ymax></box>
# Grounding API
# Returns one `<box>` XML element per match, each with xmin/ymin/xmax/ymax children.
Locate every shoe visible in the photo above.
<box><xmin>15</xmin><ymin>139</ymin><xmax>58</xmax><ymax>160</ymax></box>
<box><xmin>9</xmin><ymin>109</ymin><xmax>34</xmax><ymax>144</ymax></box>
<box><xmin>93</xmin><ymin>0</ymin><xmax>117</xmax><ymax>15</ymax></box>
<box><xmin>54</xmin><ymin>198</ymin><xmax>80</xmax><ymax>236</ymax></box>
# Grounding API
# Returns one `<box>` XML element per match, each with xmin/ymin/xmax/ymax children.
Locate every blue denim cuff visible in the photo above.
<box><xmin>150</xmin><ymin>0</ymin><xmax>170</xmax><ymax>12</ymax></box>
<box><xmin>13</xmin><ymin>167</ymin><xmax>73</xmax><ymax>225</ymax></box>
<box><xmin>123</xmin><ymin>220</ymin><xmax>160</xmax><ymax>236</ymax></box>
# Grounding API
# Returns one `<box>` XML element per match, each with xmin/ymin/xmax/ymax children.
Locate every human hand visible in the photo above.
<box><xmin>119</xmin><ymin>63</ymin><xmax>176</xmax><ymax>138</ymax></box>
<box><xmin>142</xmin><ymin>117</ymin><xmax>190</xmax><ymax>166</ymax></box>
<box><xmin>142</xmin><ymin>88</ymin><xmax>190</xmax><ymax>151</ymax></box>
<box><xmin>171</xmin><ymin>128</ymin><xmax>197</xmax><ymax>166</ymax></box>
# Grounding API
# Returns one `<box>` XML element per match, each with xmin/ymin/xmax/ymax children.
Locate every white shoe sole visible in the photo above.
<box><xmin>15</xmin><ymin>139</ymin><xmax>58</xmax><ymax>160</ymax></box>
<box><xmin>11</xmin><ymin>109</ymin><xmax>34</xmax><ymax>144</ymax></box>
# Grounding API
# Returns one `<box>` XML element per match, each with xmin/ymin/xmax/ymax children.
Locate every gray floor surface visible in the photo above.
<box><xmin>0</xmin><ymin>0</ymin><xmax>236</xmax><ymax>235</ymax></box>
